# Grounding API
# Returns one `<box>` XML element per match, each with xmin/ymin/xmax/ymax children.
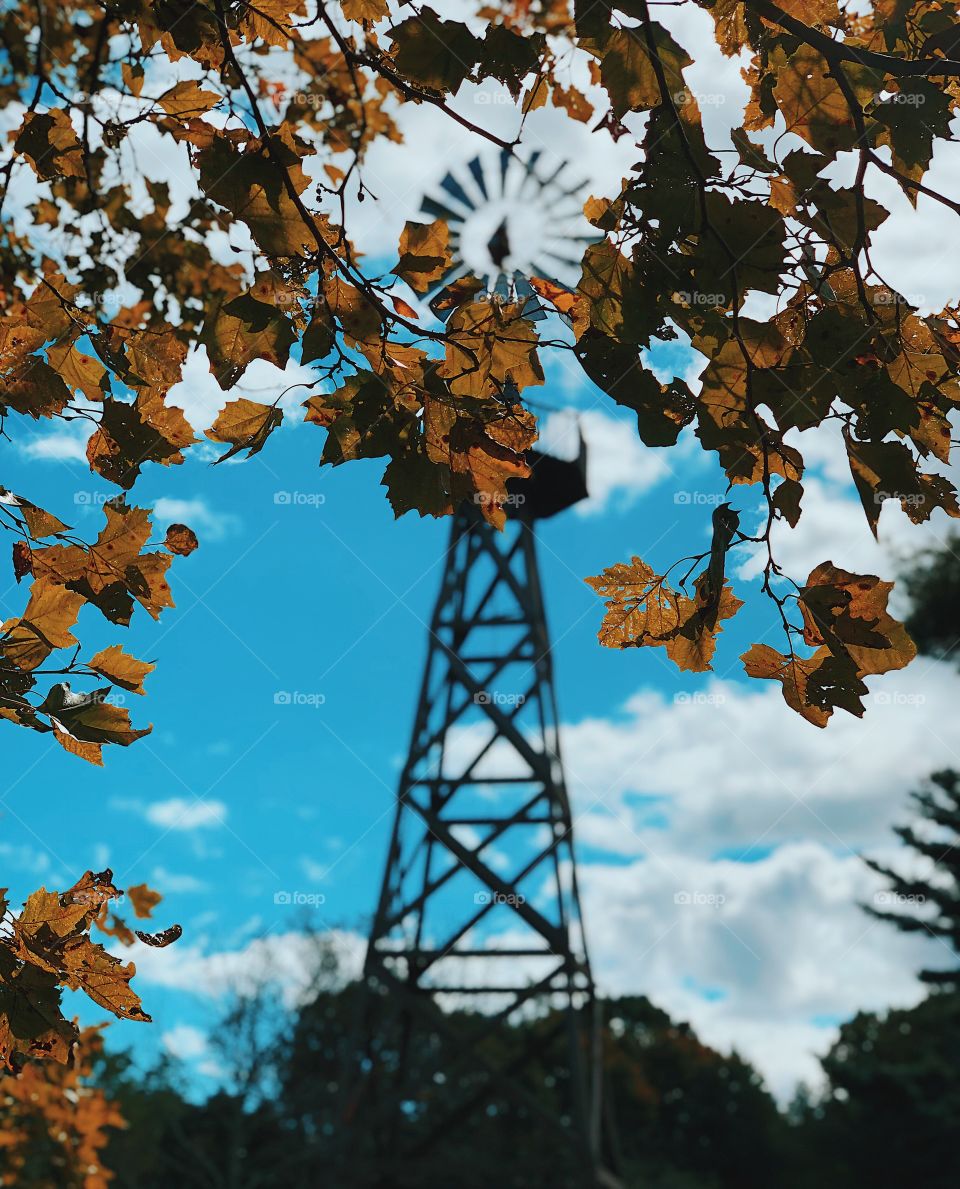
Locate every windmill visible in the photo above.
<box><xmin>342</xmin><ymin>153</ymin><xmax>620</xmax><ymax>1187</ymax></box>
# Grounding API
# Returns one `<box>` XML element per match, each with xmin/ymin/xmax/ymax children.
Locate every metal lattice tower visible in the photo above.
<box><xmin>345</xmin><ymin>466</ymin><xmax>619</xmax><ymax>1186</ymax></box>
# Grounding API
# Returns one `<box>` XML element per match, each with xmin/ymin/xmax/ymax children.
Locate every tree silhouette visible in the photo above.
<box><xmin>863</xmin><ymin>770</ymin><xmax>960</xmax><ymax>990</ymax></box>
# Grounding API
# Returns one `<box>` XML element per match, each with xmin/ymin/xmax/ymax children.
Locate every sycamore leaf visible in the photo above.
<box><xmin>164</xmin><ymin>523</ymin><xmax>198</xmax><ymax>556</ymax></box>
<box><xmin>395</xmin><ymin>221</ymin><xmax>453</xmax><ymax>293</ymax></box>
<box><xmin>59</xmin><ymin>937</ymin><xmax>150</xmax><ymax>1021</ymax></box>
<box><xmin>158</xmin><ymin>80</ymin><xmax>221</xmax><ymax>117</ymax></box>
<box><xmin>439</xmin><ymin>300</ymin><xmax>544</xmax><ymax>399</ymax></box>
<box><xmin>87</xmin><ymin>644</ymin><xmax>155</xmax><ymax>694</ymax></box>
<box><xmin>125</xmin><ymin>883</ymin><xmax>162</xmax><ymax>919</ymax></box>
<box><xmin>207</xmin><ymin>398</ymin><xmax>284</xmax><ymax>462</ymax></box>
<box><xmin>135</xmin><ymin>923</ymin><xmax>183</xmax><ymax>948</ymax></box>
<box><xmin>586</xmin><ymin>557</ymin><xmax>742</xmax><ymax>673</ymax></box>
<box><xmin>742</xmin><ymin>643</ymin><xmax>832</xmax><ymax>728</ymax></box>
<box><xmin>389</xmin><ymin>8</ymin><xmax>482</xmax><ymax>93</ymax></box>
<box><xmin>87</xmin><ymin>393</ymin><xmax>195</xmax><ymax>489</ymax></box>
<box><xmin>12</xmin><ymin>541</ymin><xmax>32</xmax><ymax>582</ymax></box>
<box><xmin>1</xmin><ymin>578</ymin><xmax>85</xmax><ymax>671</ymax></box>
<box><xmin>14</xmin><ymin>109</ymin><xmax>84</xmax><ymax>180</ymax></box>
<box><xmin>342</xmin><ymin>0</ymin><xmax>389</xmax><ymax>20</ymax></box>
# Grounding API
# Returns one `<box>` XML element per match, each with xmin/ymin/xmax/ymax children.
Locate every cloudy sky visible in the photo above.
<box><xmin>4</xmin><ymin>0</ymin><xmax>960</xmax><ymax>1104</ymax></box>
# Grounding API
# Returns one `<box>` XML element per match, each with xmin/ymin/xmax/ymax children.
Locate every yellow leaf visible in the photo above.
<box><xmin>87</xmin><ymin>644</ymin><xmax>155</xmax><ymax>694</ymax></box>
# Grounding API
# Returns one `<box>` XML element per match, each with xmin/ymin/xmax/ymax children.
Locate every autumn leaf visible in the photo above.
<box><xmin>164</xmin><ymin>523</ymin><xmax>199</xmax><ymax>556</ymax></box>
<box><xmin>87</xmin><ymin>644</ymin><xmax>155</xmax><ymax>694</ymax></box>
<box><xmin>14</xmin><ymin>109</ymin><xmax>84</xmax><ymax>180</ymax></box>
<box><xmin>126</xmin><ymin>883</ymin><xmax>162</xmax><ymax>919</ymax></box>
<box><xmin>158</xmin><ymin>79</ymin><xmax>222</xmax><ymax>117</ymax></box>
<box><xmin>586</xmin><ymin>557</ymin><xmax>742</xmax><ymax>673</ymax></box>
<box><xmin>206</xmin><ymin>398</ymin><xmax>284</xmax><ymax>462</ymax></box>
<box><xmin>395</xmin><ymin>220</ymin><xmax>453</xmax><ymax>293</ymax></box>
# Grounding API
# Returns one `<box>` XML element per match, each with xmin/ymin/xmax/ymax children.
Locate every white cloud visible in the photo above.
<box><xmin>580</xmin><ymin>840</ymin><xmax>933</xmax><ymax>1101</ymax></box>
<box><xmin>131</xmin><ymin>928</ymin><xmax>365</xmax><ymax>1008</ymax></box>
<box><xmin>112</xmin><ymin>797</ymin><xmax>228</xmax><ymax>831</ymax></box>
<box><xmin>735</xmin><ymin>416</ymin><xmax>960</xmax><ymax>590</ymax></box>
<box><xmin>152</xmin><ymin>497</ymin><xmax>240</xmax><ymax>542</ymax></box>
<box><xmin>19</xmin><ymin>424</ymin><xmax>92</xmax><ymax>463</ymax></box>
<box><xmin>150</xmin><ymin>866</ymin><xmax>209</xmax><ymax>894</ymax></box>
<box><xmin>162</xmin><ymin>1023</ymin><xmax>209</xmax><ymax>1061</ymax></box>
<box><xmin>437</xmin><ymin>660</ymin><xmax>960</xmax><ymax>1098</ymax></box>
<box><xmin>147</xmin><ymin>799</ymin><xmax>227</xmax><ymax>830</ymax></box>
<box><xmin>538</xmin><ymin>409</ymin><xmax>673</xmax><ymax>516</ymax></box>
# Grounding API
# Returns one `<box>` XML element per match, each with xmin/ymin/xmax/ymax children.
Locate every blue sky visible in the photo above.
<box><xmin>5</xmin><ymin>327</ymin><xmax>959</xmax><ymax>1101</ymax></box>
<box><xmin>5</xmin><ymin>0</ymin><xmax>960</xmax><ymax>1103</ymax></box>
